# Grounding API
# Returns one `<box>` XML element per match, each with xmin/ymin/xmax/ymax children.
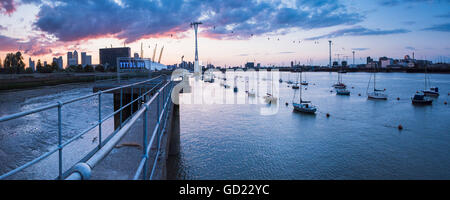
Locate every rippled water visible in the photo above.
<box><xmin>0</xmin><ymin>82</ymin><xmax>115</xmax><ymax>179</ymax></box>
<box><xmin>174</xmin><ymin>72</ymin><xmax>450</xmax><ymax>180</ymax></box>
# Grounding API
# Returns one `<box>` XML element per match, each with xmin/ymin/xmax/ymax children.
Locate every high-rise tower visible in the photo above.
<box><xmin>328</xmin><ymin>40</ymin><xmax>332</xmax><ymax>68</ymax></box>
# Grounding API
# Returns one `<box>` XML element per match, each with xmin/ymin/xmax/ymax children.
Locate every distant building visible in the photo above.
<box><xmin>366</xmin><ymin>61</ymin><xmax>378</xmax><ymax>69</ymax></box>
<box><xmin>44</xmin><ymin>61</ymin><xmax>47</xmax><ymax>66</ymax></box>
<box><xmin>332</xmin><ymin>61</ymin><xmax>338</xmax><ymax>67</ymax></box>
<box><xmin>67</xmin><ymin>52</ymin><xmax>72</xmax><ymax>67</ymax></box>
<box><xmin>53</xmin><ymin>56</ymin><xmax>63</xmax><ymax>69</ymax></box>
<box><xmin>99</xmin><ymin>47</ymin><xmax>131</xmax><ymax>70</ymax></box>
<box><xmin>29</xmin><ymin>58</ymin><xmax>35</xmax><ymax>72</ymax></box>
<box><xmin>257</xmin><ymin>63</ymin><xmax>261</xmax><ymax>68</ymax></box>
<box><xmin>245</xmin><ymin>62</ymin><xmax>254</xmax><ymax>68</ymax></box>
<box><xmin>117</xmin><ymin>57</ymin><xmax>167</xmax><ymax>71</ymax></box>
<box><xmin>73</xmin><ymin>50</ymin><xmax>78</xmax><ymax>65</ymax></box>
<box><xmin>379</xmin><ymin>57</ymin><xmax>393</xmax><ymax>68</ymax></box>
<box><xmin>67</xmin><ymin>50</ymin><xmax>79</xmax><ymax>67</ymax></box>
<box><xmin>366</xmin><ymin>56</ymin><xmax>373</xmax><ymax>64</ymax></box>
<box><xmin>81</xmin><ymin>52</ymin><xmax>92</xmax><ymax>67</ymax></box>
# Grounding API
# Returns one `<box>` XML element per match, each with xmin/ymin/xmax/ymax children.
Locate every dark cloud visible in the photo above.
<box><xmin>30</xmin><ymin>0</ymin><xmax>362</xmax><ymax>43</ymax></box>
<box><xmin>403</xmin><ymin>21</ymin><xmax>416</xmax><ymax>25</ymax></box>
<box><xmin>0</xmin><ymin>0</ymin><xmax>15</xmax><ymax>14</ymax></box>
<box><xmin>0</xmin><ymin>35</ymin><xmax>53</xmax><ymax>56</ymax></box>
<box><xmin>405</xmin><ymin>46</ymin><xmax>416</xmax><ymax>50</ymax></box>
<box><xmin>422</xmin><ymin>23</ymin><xmax>450</xmax><ymax>32</ymax></box>
<box><xmin>378</xmin><ymin>0</ymin><xmax>449</xmax><ymax>6</ymax></box>
<box><xmin>435</xmin><ymin>12</ymin><xmax>450</xmax><ymax>18</ymax></box>
<box><xmin>352</xmin><ymin>48</ymin><xmax>370</xmax><ymax>51</ymax></box>
<box><xmin>279</xmin><ymin>52</ymin><xmax>296</xmax><ymax>54</ymax></box>
<box><xmin>304</xmin><ymin>26</ymin><xmax>410</xmax><ymax>40</ymax></box>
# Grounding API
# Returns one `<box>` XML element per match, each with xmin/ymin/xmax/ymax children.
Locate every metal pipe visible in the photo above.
<box><xmin>58</xmin><ymin>102</ymin><xmax>63</xmax><ymax>180</ymax></box>
<box><xmin>98</xmin><ymin>92</ymin><xmax>102</xmax><ymax>148</ymax></box>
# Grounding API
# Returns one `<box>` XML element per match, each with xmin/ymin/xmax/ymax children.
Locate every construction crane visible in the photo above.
<box><xmin>158</xmin><ymin>46</ymin><xmax>164</xmax><ymax>64</ymax></box>
<box><xmin>152</xmin><ymin>44</ymin><xmax>158</xmax><ymax>63</ymax></box>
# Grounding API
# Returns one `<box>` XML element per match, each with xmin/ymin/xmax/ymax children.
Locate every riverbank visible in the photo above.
<box><xmin>0</xmin><ymin>71</ymin><xmax>173</xmax><ymax>91</ymax></box>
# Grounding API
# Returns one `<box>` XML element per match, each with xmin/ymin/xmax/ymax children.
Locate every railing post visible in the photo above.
<box><xmin>156</xmin><ymin>93</ymin><xmax>160</xmax><ymax>149</ymax></box>
<box><xmin>57</xmin><ymin>101</ymin><xmax>63</xmax><ymax>180</ymax></box>
<box><xmin>131</xmin><ymin>87</ymin><xmax>134</xmax><ymax>114</ymax></box>
<box><xmin>98</xmin><ymin>92</ymin><xmax>102</xmax><ymax>148</ymax></box>
<box><xmin>142</xmin><ymin>105</ymin><xmax>149</xmax><ymax>179</ymax></box>
<box><xmin>120</xmin><ymin>88</ymin><xmax>123</xmax><ymax>128</ymax></box>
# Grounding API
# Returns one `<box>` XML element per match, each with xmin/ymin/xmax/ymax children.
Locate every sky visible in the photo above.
<box><xmin>0</xmin><ymin>0</ymin><xmax>449</xmax><ymax>67</ymax></box>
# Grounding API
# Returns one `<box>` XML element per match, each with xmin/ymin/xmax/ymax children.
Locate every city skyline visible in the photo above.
<box><xmin>0</xmin><ymin>0</ymin><xmax>449</xmax><ymax>67</ymax></box>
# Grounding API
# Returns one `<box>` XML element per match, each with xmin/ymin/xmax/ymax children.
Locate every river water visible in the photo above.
<box><xmin>172</xmin><ymin>72</ymin><xmax>450</xmax><ymax>180</ymax></box>
<box><xmin>1</xmin><ymin>72</ymin><xmax>449</xmax><ymax>179</ymax></box>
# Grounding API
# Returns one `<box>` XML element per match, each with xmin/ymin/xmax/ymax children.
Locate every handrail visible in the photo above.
<box><xmin>66</xmin><ymin>81</ymin><xmax>173</xmax><ymax>180</ymax></box>
<box><xmin>0</xmin><ymin>75</ymin><xmax>169</xmax><ymax>180</ymax></box>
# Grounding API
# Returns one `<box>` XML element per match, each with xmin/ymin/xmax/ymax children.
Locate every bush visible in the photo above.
<box><xmin>95</xmin><ymin>64</ymin><xmax>105</xmax><ymax>72</ymax></box>
<box><xmin>84</xmin><ymin>65</ymin><xmax>94</xmax><ymax>72</ymax></box>
<box><xmin>25</xmin><ymin>67</ymin><xmax>34</xmax><ymax>74</ymax></box>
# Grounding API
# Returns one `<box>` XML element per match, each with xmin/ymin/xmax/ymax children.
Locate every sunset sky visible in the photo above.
<box><xmin>0</xmin><ymin>0</ymin><xmax>449</xmax><ymax>67</ymax></box>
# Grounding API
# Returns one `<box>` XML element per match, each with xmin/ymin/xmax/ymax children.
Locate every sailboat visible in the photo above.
<box><xmin>292</xmin><ymin>71</ymin><xmax>300</xmax><ymax>89</ymax></box>
<box><xmin>300</xmin><ymin>70</ymin><xmax>308</xmax><ymax>85</ymax></box>
<box><xmin>293</xmin><ymin>69</ymin><xmax>317</xmax><ymax>114</ymax></box>
<box><xmin>367</xmin><ymin>65</ymin><xmax>387</xmax><ymax>100</ymax></box>
<box><xmin>422</xmin><ymin>66</ymin><xmax>439</xmax><ymax>96</ymax></box>
<box><xmin>336</xmin><ymin>66</ymin><xmax>350</xmax><ymax>95</ymax></box>
<box><xmin>286</xmin><ymin>72</ymin><xmax>293</xmax><ymax>84</ymax></box>
<box><xmin>332</xmin><ymin>68</ymin><xmax>347</xmax><ymax>89</ymax></box>
<box><xmin>412</xmin><ymin>92</ymin><xmax>433</xmax><ymax>105</ymax></box>
<box><xmin>264</xmin><ymin>71</ymin><xmax>277</xmax><ymax>104</ymax></box>
<box><xmin>233</xmin><ymin>75</ymin><xmax>238</xmax><ymax>92</ymax></box>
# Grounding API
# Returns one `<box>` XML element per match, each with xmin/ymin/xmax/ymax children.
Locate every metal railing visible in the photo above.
<box><xmin>0</xmin><ymin>75</ymin><xmax>173</xmax><ymax>180</ymax></box>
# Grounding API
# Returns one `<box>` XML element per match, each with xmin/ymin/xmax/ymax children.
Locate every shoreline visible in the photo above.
<box><xmin>0</xmin><ymin>71</ymin><xmax>172</xmax><ymax>92</ymax></box>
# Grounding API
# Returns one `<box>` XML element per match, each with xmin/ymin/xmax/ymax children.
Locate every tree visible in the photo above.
<box><xmin>2</xmin><ymin>52</ymin><xmax>26</xmax><ymax>74</ymax></box>
<box><xmin>95</xmin><ymin>64</ymin><xmax>105</xmax><ymax>72</ymax></box>
<box><xmin>76</xmin><ymin>64</ymin><xmax>83</xmax><ymax>72</ymax></box>
<box><xmin>25</xmin><ymin>67</ymin><xmax>34</xmax><ymax>74</ymax></box>
<box><xmin>84</xmin><ymin>64</ymin><xmax>94</xmax><ymax>72</ymax></box>
<box><xmin>36</xmin><ymin>60</ymin><xmax>42</xmax><ymax>72</ymax></box>
<box><xmin>51</xmin><ymin>61</ymin><xmax>59</xmax><ymax>72</ymax></box>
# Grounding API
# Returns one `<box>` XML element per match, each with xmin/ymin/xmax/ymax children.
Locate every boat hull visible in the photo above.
<box><xmin>368</xmin><ymin>92</ymin><xmax>387</xmax><ymax>100</ymax></box>
<box><xmin>293</xmin><ymin>103</ymin><xmax>317</xmax><ymax>114</ymax></box>
<box><xmin>412</xmin><ymin>99</ymin><xmax>433</xmax><ymax>105</ymax></box>
<box><xmin>423</xmin><ymin>91</ymin><xmax>439</xmax><ymax>97</ymax></box>
<box><xmin>336</xmin><ymin>91</ymin><xmax>350</xmax><ymax>95</ymax></box>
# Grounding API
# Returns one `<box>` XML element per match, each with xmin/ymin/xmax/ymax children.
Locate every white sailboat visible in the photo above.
<box><xmin>422</xmin><ymin>65</ymin><xmax>439</xmax><ymax>96</ymax></box>
<box><xmin>264</xmin><ymin>71</ymin><xmax>277</xmax><ymax>104</ymax></box>
<box><xmin>293</xmin><ymin>69</ymin><xmax>316</xmax><ymax>114</ymax></box>
<box><xmin>301</xmin><ymin>70</ymin><xmax>308</xmax><ymax>86</ymax></box>
<box><xmin>292</xmin><ymin>71</ymin><xmax>300</xmax><ymax>89</ymax></box>
<box><xmin>367</xmin><ymin>66</ymin><xmax>387</xmax><ymax>100</ymax></box>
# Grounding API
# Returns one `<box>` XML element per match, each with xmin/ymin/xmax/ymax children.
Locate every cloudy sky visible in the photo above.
<box><xmin>0</xmin><ymin>0</ymin><xmax>449</xmax><ymax>67</ymax></box>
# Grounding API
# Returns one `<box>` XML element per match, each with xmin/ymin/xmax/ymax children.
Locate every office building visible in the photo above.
<box><xmin>99</xmin><ymin>47</ymin><xmax>131</xmax><ymax>69</ymax></box>
<box><xmin>53</xmin><ymin>56</ymin><xmax>63</xmax><ymax>69</ymax></box>
<box><xmin>67</xmin><ymin>50</ymin><xmax>79</xmax><ymax>67</ymax></box>
<box><xmin>81</xmin><ymin>52</ymin><xmax>92</xmax><ymax>67</ymax></box>
<box><xmin>29</xmin><ymin>58</ymin><xmax>35</xmax><ymax>72</ymax></box>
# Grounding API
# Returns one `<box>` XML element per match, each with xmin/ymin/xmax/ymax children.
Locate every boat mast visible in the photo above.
<box><xmin>373</xmin><ymin>65</ymin><xmax>376</xmax><ymax>91</ymax></box>
<box><xmin>424</xmin><ymin>65</ymin><xmax>428</xmax><ymax>90</ymax></box>
<box><xmin>300</xmin><ymin>69</ymin><xmax>302</xmax><ymax>102</ymax></box>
